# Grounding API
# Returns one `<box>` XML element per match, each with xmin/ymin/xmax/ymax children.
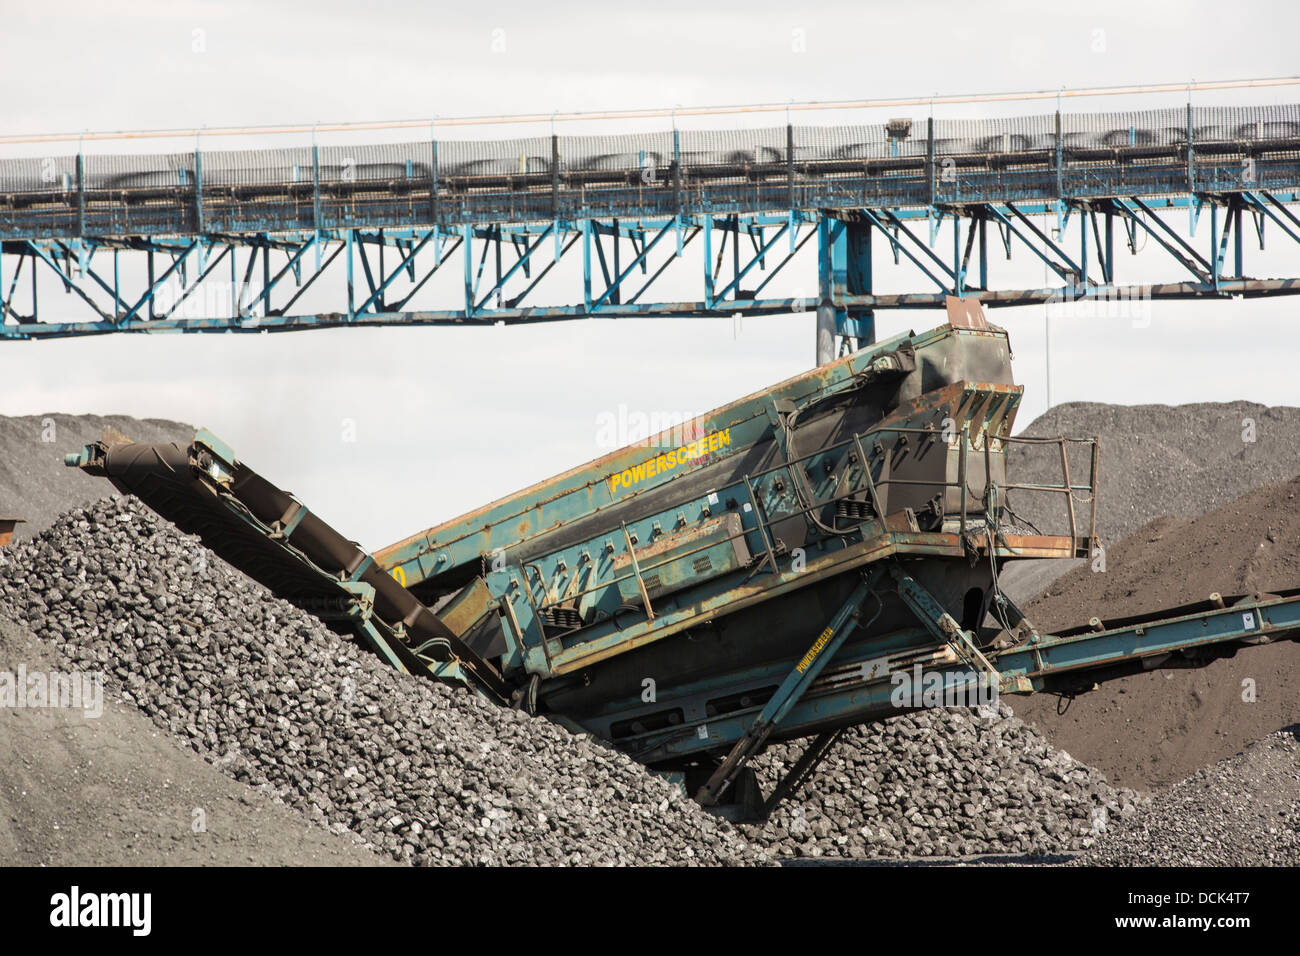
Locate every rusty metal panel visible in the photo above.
<box><xmin>945</xmin><ymin>294</ymin><xmax>990</xmax><ymax>330</ymax></box>
<box><xmin>0</xmin><ymin>517</ymin><xmax>24</xmax><ymax>547</ymax></box>
<box><xmin>609</xmin><ymin>513</ymin><xmax>751</xmax><ymax>608</ymax></box>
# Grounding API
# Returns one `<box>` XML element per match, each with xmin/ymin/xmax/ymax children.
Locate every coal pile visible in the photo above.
<box><xmin>1</xmin><ymin>496</ymin><xmax>1156</xmax><ymax>865</ymax></box>
<box><xmin>741</xmin><ymin>706</ymin><xmax>1144</xmax><ymax>859</ymax></box>
<box><xmin>1029</xmin><ymin>473</ymin><xmax>1300</xmax><ymax>628</ymax></box>
<box><xmin>1012</xmin><ymin>474</ymin><xmax>1300</xmax><ymax>790</ymax></box>
<box><xmin>0</xmin><ymin>617</ymin><xmax>388</xmax><ymax>867</ymax></box>
<box><xmin>1007</xmin><ymin>400</ymin><xmax>1300</xmax><ymax>547</ymax></box>
<box><xmin>1077</xmin><ymin>727</ymin><xmax>1300</xmax><ymax>866</ymax></box>
<box><xmin>998</xmin><ymin>401</ymin><xmax>1300</xmax><ymax>604</ymax></box>
<box><xmin>0</xmin><ymin>497</ymin><xmax>761</xmax><ymax>866</ymax></box>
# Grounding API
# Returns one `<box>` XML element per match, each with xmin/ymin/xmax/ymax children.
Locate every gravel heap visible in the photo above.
<box><xmin>999</xmin><ymin>401</ymin><xmax>1300</xmax><ymax>620</ymax></box>
<box><xmin>1076</xmin><ymin>727</ymin><xmax>1300</xmax><ymax>866</ymax></box>
<box><xmin>1007</xmin><ymin>400</ymin><xmax>1300</xmax><ymax>547</ymax></box>
<box><xmin>0</xmin><ymin>497</ymin><xmax>760</xmax><ymax>866</ymax></box>
<box><xmin>0</xmin><ymin>616</ymin><xmax>388</xmax><ymax>867</ymax></box>
<box><xmin>2</xmin><ymin>495</ymin><xmax>1158</xmax><ymax>865</ymax></box>
<box><xmin>1009</xmin><ymin>474</ymin><xmax>1300</xmax><ymax>791</ymax></box>
<box><xmin>743</xmin><ymin>705</ymin><xmax>1145</xmax><ymax>859</ymax></box>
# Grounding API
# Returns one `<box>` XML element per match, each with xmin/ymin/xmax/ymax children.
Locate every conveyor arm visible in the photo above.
<box><xmin>65</xmin><ymin>428</ymin><xmax>509</xmax><ymax>702</ymax></box>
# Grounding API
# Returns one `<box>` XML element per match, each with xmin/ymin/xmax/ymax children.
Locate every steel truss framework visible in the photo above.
<box><xmin>3</xmin><ymin>120</ymin><xmax>1300</xmax><ymax>353</ymax></box>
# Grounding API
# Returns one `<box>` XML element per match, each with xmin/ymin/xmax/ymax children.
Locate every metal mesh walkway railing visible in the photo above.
<box><xmin>3</xmin><ymin>103</ymin><xmax>1297</xmax><ymax>195</ymax></box>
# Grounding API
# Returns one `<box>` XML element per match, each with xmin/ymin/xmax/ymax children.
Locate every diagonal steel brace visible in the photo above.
<box><xmin>887</xmin><ymin>562</ymin><xmax>999</xmax><ymax>681</ymax></box>
<box><xmin>695</xmin><ymin>567</ymin><xmax>883</xmax><ymax>806</ymax></box>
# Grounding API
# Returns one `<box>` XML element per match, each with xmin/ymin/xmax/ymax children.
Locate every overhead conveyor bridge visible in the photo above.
<box><xmin>5</xmin><ymin>79</ymin><xmax>1300</xmax><ymax>359</ymax></box>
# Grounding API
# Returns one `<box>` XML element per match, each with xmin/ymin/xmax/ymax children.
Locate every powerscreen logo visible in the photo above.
<box><xmin>49</xmin><ymin>886</ymin><xmax>151</xmax><ymax>937</ymax></box>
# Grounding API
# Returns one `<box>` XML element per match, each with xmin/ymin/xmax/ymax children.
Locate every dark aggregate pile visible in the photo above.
<box><xmin>1008</xmin><ymin>400</ymin><xmax>1300</xmax><ymax>547</ymax></box>
<box><xmin>1010</xmin><ymin>474</ymin><xmax>1300</xmax><ymax>790</ymax></box>
<box><xmin>0</xmin><ymin>497</ymin><xmax>761</xmax><ymax>866</ymax></box>
<box><xmin>0</xmin><ymin>497</ymin><xmax>1158</xmax><ymax>865</ymax></box>
<box><xmin>744</xmin><ymin>705</ymin><xmax>1145</xmax><ymax>859</ymax></box>
<box><xmin>999</xmin><ymin>400</ymin><xmax>1300</xmax><ymax>606</ymax></box>
<box><xmin>0</xmin><ymin>616</ymin><xmax>389</xmax><ymax>867</ymax></box>
<box><xmin>1077</xmin><ymin>727</ymin><xmax>1300</xmax><ymax>866</ymax></box>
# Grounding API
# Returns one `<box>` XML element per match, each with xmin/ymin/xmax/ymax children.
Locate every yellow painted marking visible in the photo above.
<box><xmin>607</xmin><ymin>427</ymin><xmax>732</xmax><ymax>496</ymax></box>
<box><xmin>796</xmin><ymin>625</ymin><xmax>836</xmax><ymax>674</ymax></box>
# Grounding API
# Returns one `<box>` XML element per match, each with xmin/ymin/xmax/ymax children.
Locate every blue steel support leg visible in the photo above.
<box><xmin>492</xmin><ymin>225</ymin><xmax>501</xmax><ymax>308</ymax></box>
<box><xmin>1080</xmin><ymin>206</ymin><xmax>1089</xmax><ymax>287</ymax></box>
<box><xmin>260</xmin><ymin>238</ymin><xmax>270</xmax><ymax>318</ymax></box>
<box><xmin>818</xmin><ymin>217</ymin><xmax>875</xmax><ymax>364</ymax></box>
<box><xmin>978</xmin><ymin>214</ymin><xmax>988</xmax><ymax>289</ymax></box>
<box><xmin>463</xmin><ymin>225</ymin><xmax>474</xmax><ymax>317</ymax></box>
<box><xmin>953</xmin><ymin>215</ymin><xmax>963</xmax><ymax>296</ymax></box>
<box><xmin>611</xmin><ymin>218</ymin><xmax>621</xmax><ymax>304</ymax></box>
<box><xmin>346</xmin><ymin>229</ymin><xmax>355</xmax><ymax>321</ymax></box>
<box><xmin>695</xmin><ymin>568</ymin><xmax>881</xmax><ymax>805</ymax></box>
<box><xmin>730</xmin><ymin>215</ymin><xmax>739</xmax><ymax>298</ymax></box>
<box><xmin>845</xmin><ymin>218</ymin><xmax>874</xmax><ymax>347</ymax></box>
<box><xmin>815</xmin><ymin>217</ymin><xmax>840</xmax><ymax>365</ymax></box>
<box><xmin>1211</xmin><ymin>203</ymin><xmax>1220</xmax><ymax>291</ymax></box>
<box><xmin>703</xmin><ymin>214</ymin><xmax>715</xmax><ymax>308</ymax></box>
<box><xmin>581</xmin><ymin>219</ymin><xmax>592</xmax><ymax>313</ymax></box>
<box><xmin>1234</xmin><ymin>200</ymin><xmax>1244</xmax><ymax>277</ymax></box>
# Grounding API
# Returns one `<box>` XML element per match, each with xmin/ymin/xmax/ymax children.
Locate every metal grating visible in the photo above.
<box><xmin>3</xmin><ymin>103</ymin><xmax>1298</xmax><ymax>195</ymax></box>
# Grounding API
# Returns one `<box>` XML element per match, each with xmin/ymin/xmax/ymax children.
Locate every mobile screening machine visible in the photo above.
<box><xmin>67</xmin><ymin>298</ymin><xmax>1300</xmax><ymax>815</ymax></box>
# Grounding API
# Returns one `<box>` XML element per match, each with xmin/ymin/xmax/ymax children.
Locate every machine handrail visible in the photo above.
<box><xmin>525</xmin><ymin>418</ymin><xmax>1098</xmax><ymax>617</ymax></box>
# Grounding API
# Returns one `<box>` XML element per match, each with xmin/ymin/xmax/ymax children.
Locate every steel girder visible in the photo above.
<box><xmin>4</xmin><ymin>190</ymin><xmax>1300</xmax><ymax>344</ymax></box>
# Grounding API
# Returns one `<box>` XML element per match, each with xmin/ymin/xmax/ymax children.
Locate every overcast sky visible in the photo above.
<box><xmin>3</xmin><ymin>0</ymin><xmax>1299</xmax><ymax>550</ymax></box>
